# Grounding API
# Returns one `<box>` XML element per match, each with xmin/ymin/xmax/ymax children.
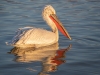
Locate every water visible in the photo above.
<box><xmin>0</xmin><ymin>0</ymin><xmax>100</xmax><ymax>75</ymax></box>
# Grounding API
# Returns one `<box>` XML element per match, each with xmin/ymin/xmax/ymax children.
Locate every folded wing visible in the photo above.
<box><xmin>7</xmin><ymin>27</ymin><xmax>57</xmax><ymax>46</ymax></box>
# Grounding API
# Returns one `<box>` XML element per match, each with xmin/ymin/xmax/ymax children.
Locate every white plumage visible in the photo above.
<box><xmin>6</xmin><ymin>5</ymin><xmax>71</xmax><ymax>48</ymax></box>
<box><xmin>7</xmin><ymin>27</ymin><xmax>57</xmax><ymax>48</ymax></box>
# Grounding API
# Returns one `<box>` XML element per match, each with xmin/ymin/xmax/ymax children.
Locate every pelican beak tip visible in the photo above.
<box><xmin>68</xmin><ymin>37</ymin><xmax>72</xmax><ymax>40</ymax></box>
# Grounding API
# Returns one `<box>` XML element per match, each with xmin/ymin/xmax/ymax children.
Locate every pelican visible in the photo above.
<box><xmin>6</xmin><ymin>5</ymin><xmax>71</xmax><ymax>48</ymax></box>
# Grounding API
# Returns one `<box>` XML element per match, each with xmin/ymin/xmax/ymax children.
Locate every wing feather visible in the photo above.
<box><xmin>16</xmin><ymin>28</ymin><xmax>56</xmax><ymax>45</ymax></box>
<box><xmin>6</xmin><ymin>27</ymin><xmax>57</xmax><ymax>47</ymax></box>
<box><xmin>6</xmin><ymin>27</ymin><xmax>34</xmax><ymax>45</ymax></box>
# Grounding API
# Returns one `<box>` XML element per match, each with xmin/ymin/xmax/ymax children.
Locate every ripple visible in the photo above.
<box><xmin>0</xmin><ymin>0</ymin><xmax>100</xmax><ymax>75</ymax></box>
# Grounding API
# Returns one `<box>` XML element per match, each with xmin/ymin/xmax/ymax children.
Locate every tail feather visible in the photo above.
<box><xmin>6</xmin><ymin>27</ymin><xmax>34</xmax><ymax>46</ymax></box>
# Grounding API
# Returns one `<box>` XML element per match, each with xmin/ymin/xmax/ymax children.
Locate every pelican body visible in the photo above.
<box><xmin>6</xmin><ymin>5</ymin><xmax>71</xmax><ymax>48</ymax></box>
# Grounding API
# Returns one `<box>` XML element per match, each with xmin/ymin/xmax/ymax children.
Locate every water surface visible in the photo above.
<box><xmin>0</xmin><ymin>0</ymin><xmax>100</xmax><ymax>75</ymax></box>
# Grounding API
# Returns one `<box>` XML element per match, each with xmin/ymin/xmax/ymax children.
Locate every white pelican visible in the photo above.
<box><xmin>6</xmin><ymin>5</ymin><xmax>71</xmax><ymax>48</ymax></box>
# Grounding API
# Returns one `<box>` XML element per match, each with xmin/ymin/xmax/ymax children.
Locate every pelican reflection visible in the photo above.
<box><xmin>8</xmin><ymin>43</ymin><xmax>71</xmax><ymax>75</ymax></box>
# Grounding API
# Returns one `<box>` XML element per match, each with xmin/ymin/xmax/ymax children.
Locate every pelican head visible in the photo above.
<box><xmin>42</xmin><ymin>5</ymin><xmax>56</xmax><ymax>20</ymax></box>
<box><xmin>42</xmin><ymin>5</ymin><xmax>71</xmax><ymax>40</ymax></box>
